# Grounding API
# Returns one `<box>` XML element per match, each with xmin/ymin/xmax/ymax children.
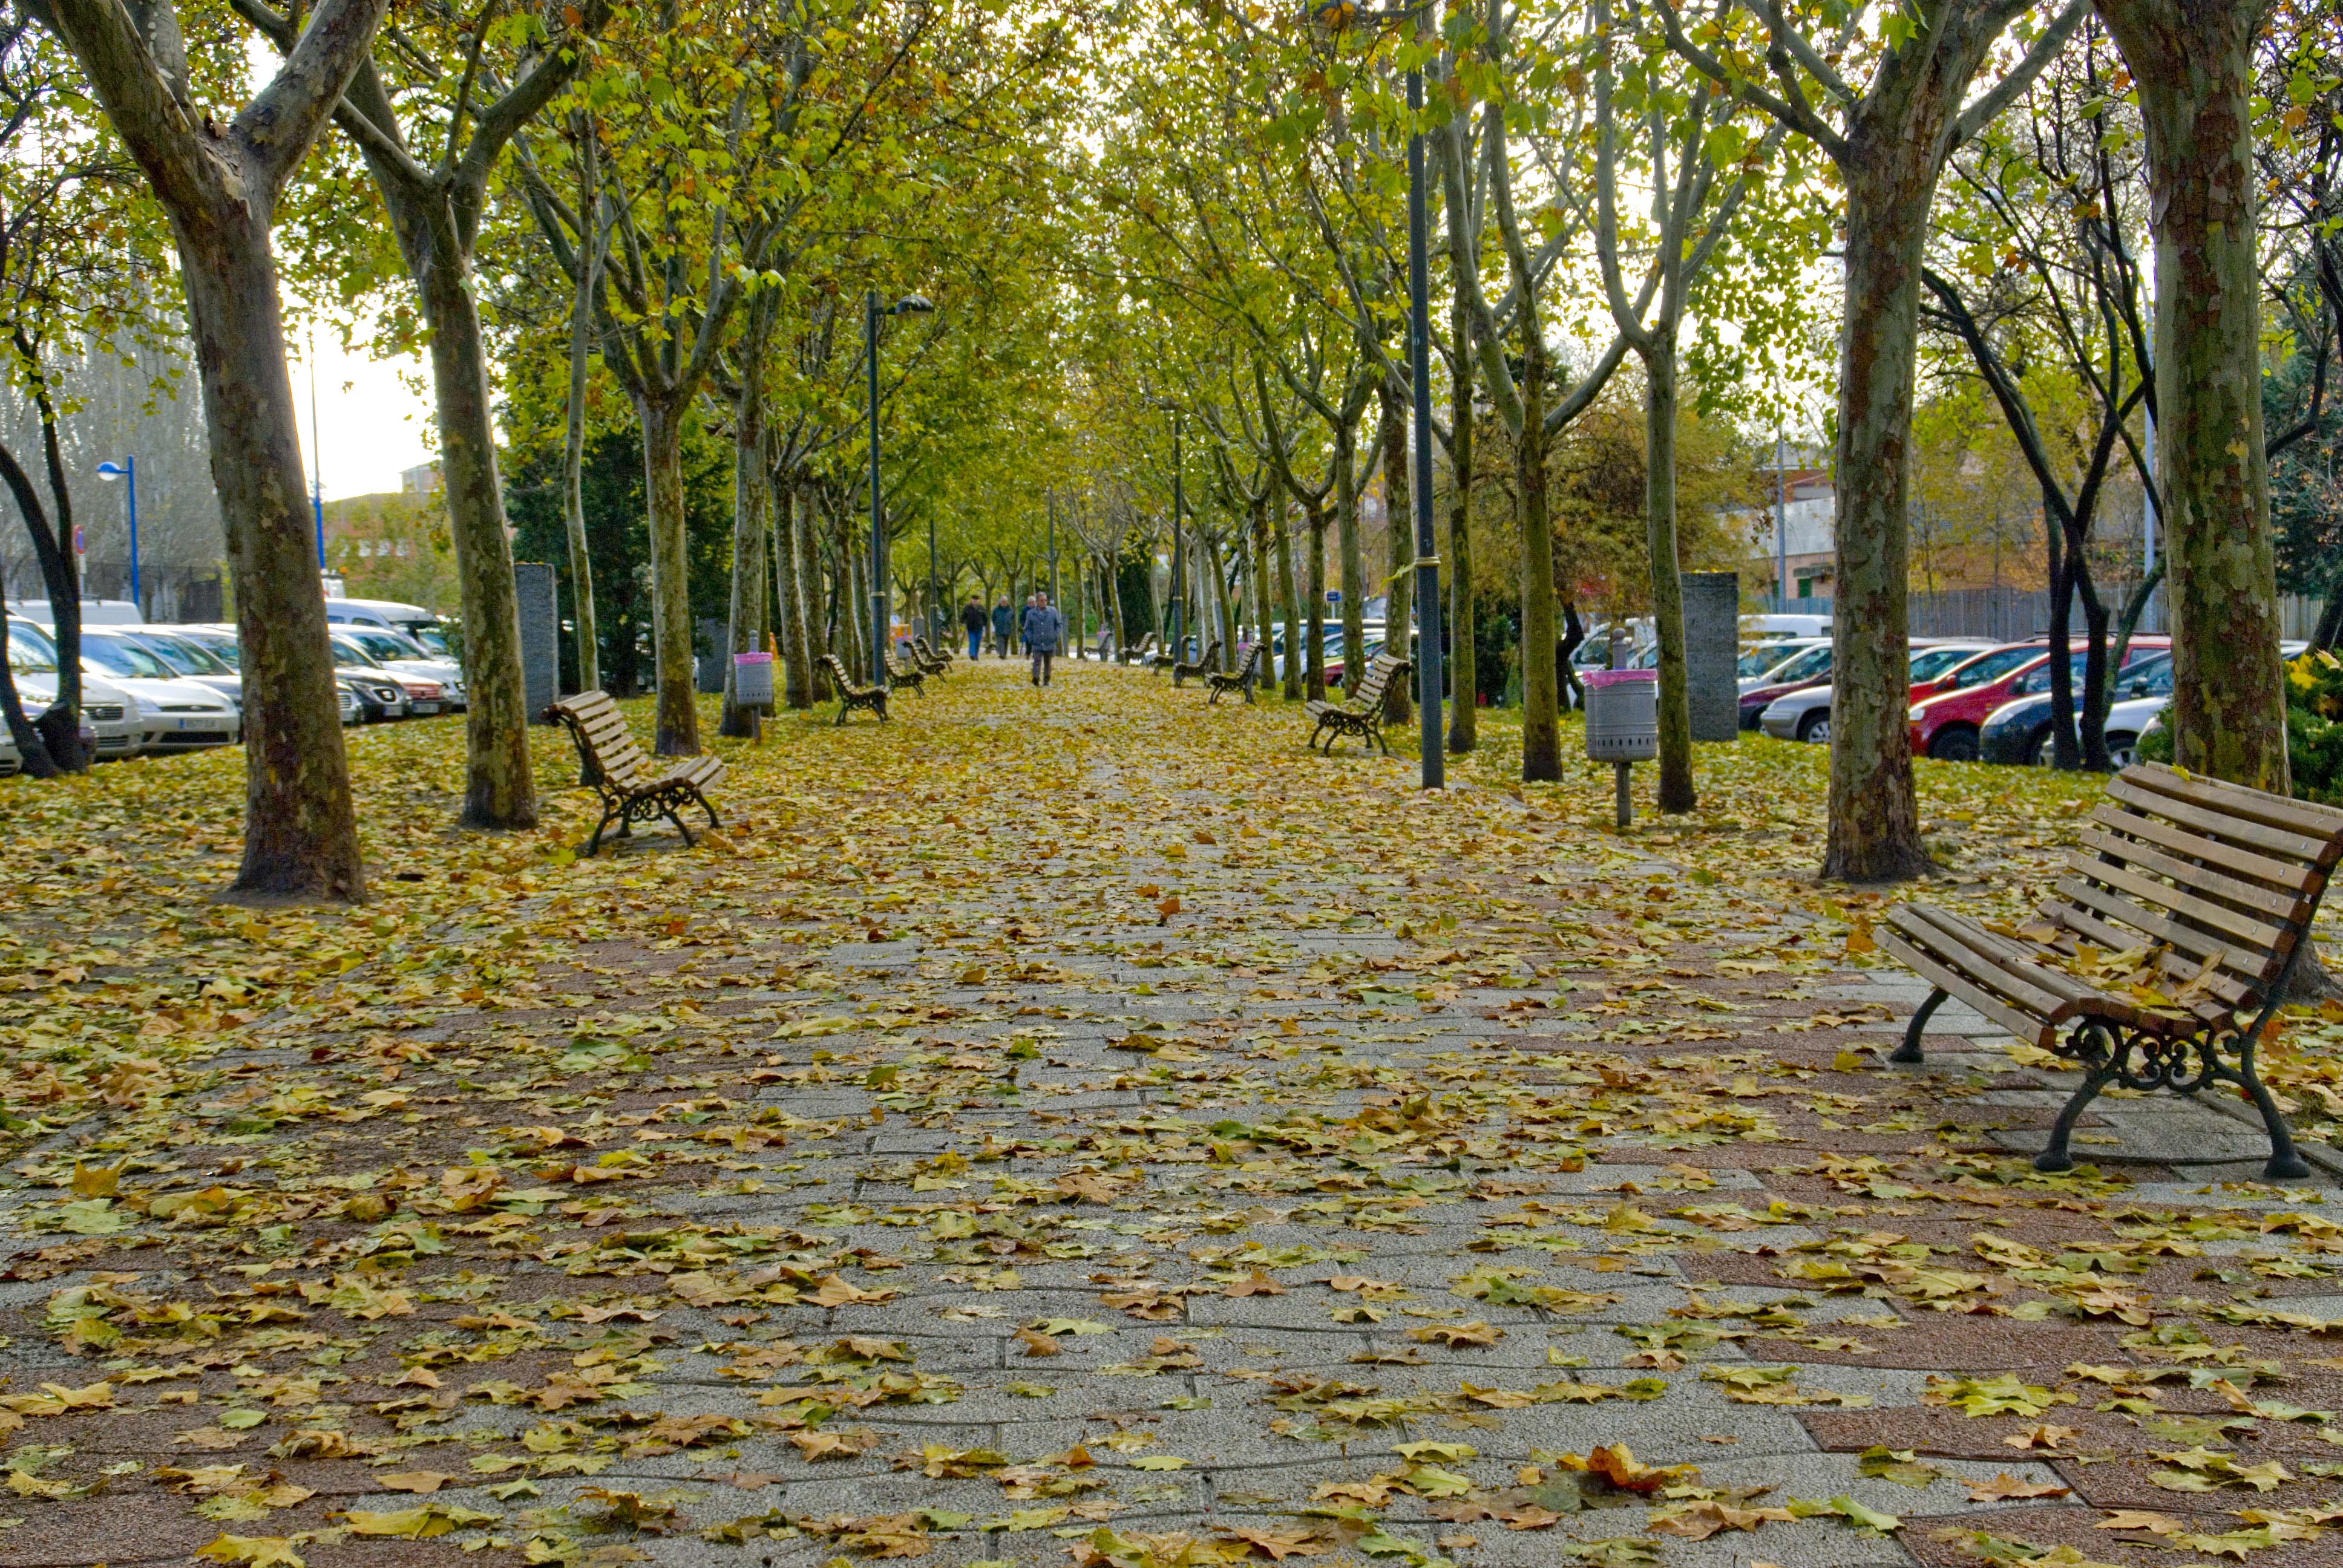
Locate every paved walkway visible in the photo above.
<box><xmin>2</xmin><ymin>660</ymin><xmax>2340</xmax><ymax>1567</ymax></box>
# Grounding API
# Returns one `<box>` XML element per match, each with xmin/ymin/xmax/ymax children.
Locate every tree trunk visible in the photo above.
<box><xmin>1305</xmin><ymin>501</ymin><xmax>1329</xmax><ymax>702</ymax></box>
<box><xmin>1336</xmin><ymin>425</ymin><xmax>1365</xmax><ymax>696</ymax></box>
<box><xmin>561</xmin><ymin>212</ymin><xmax>600</xmax><ymax>694</ymax></box>
<box><xmin>2097</xmin><ymin>0</ymin><xmax>2287</xmax><ymax>790</ymax></box>
<box><xmin>1518</xmin><ymin>330</ymin><xmax>1559</xmax><ymax>782</ymax></box>
<box><xmin>0</xmin><ymin>616</ymin><xmax>56</xmax><ymax>777</ymax></box>
<box><xmin>1276</xmin><ymin>486</ymin><xmax>1302</xmax><ymax>700</ymax></box>
<box><xmin>1643</xmin><ymin>333</ymin><xmax>1694</xmax><ymax>812</ymax></box>
<box><xmin>0</xmin><ymin>434</ymin><xmax>82</xmax><ymax>769</ymax></box>
<box><xmin>1379</xmin><ymin>384</ymin><xmax>1412</xmax><ymax>726</ymax></box>
<box><xmin>1820</xmin><ymin>155</ymin><xmax>1936</xmax><ymax>881</ymax></box>
<box><xmin>1250</xmin><ymin>498</ymin><xmax>1273</xmax><ymax>659</ymax></box>
<box><xmin>183</xmin><ymin>229</ymin><xmax>365</xmax><ymax>899</ymax></box>
<box><xmin>421</xmin><ymin>241</ymin><xmax>537</xmax><ymax>826</ymax></box>
<box><xmin>1446</xmin><ymin>299</ymin><xmax>1477</xmax><ymax>754</ymax></box>
<box><xmin>776</xmin><ymin>480</ymin><xmax>813</xmax><ymax>709</ymax></box>
<box><xmin>2046</xmin><ymin>513</ymin><xmax>2079</xmax><ymax>768</ymax></box>
<box><xmin>720</xmin><ymin>393</ymin><xmax>769</xmax><ymax>739</ymax></box>
<box><xmin>2076</xmin><ymin>554</ymin><xmax>2114</xmax><ymax>771</ymax></box>
<box><xmin>638</xmin><ymin>394</ymin><xmax>700</xmax><ymax>755</ymax></box>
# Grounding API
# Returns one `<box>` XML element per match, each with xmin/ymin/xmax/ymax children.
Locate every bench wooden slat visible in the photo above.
<box><xmin>2126</xmin><ymin>760</ymin><xmax>2343</xmax><ymax>841</ymax></box>
<box><xmin>2088</xmin><ymin>802</ymin><xmax>2321</xmax><ymax>893</ymax></box>
<box><xmin>1899</xmin><ymin>907</ymin><xmax>2105</xmax><ymax>1008</ymax></box>
<box><xmin>2038</xmin><ymin>900</ymin><xmax>2256</xmax><ymax>1013</ymax></box>
<box><xmin>1875</xmin><ymin>926</ymin><xmax>2058</xmax><ymax>1048</ymax></box>
<box><xmin>1887</xmin><ymin>907</ymin><xmax>2086</xmax><ymax>1020</ymax></box>
<box><xmin>2066</xmin><ymin>855</ymin><xmax>2295</xmax><ymax>953</ymax></box>
<box><xmin>2101</xmin><ymin>774</ymin><xmax>2333</xmax><ymax>863</ymax></box>
<box><xmin>2050</xmin><ymin>874</ymin><xmax>2276</xmax><ymax>985</ymax></box>
<box><xmin>2076</xmin><ymin>825</ymin><xmax>2313</xmax><ymax>923</ymax></box>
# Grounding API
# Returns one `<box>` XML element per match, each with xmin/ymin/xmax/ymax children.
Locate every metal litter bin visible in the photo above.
<box><xmin>733</xmin><ymin>651</ymin><xmax>775</xmax><ymax>707</ymax></box>
<box><xmin>1584</xmin><ymin>669</ymin><xmax>1658</xmax><ymax>761</ymax></box>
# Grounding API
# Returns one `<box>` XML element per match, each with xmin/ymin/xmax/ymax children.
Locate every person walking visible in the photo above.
<box><xmin>1022</xmin><ymin>592</ymin><xmax>1064</xmax><ymax>687</ymax></box>
<box><xmin>991</xmin><ymin>596</ymin><xmax>1014</xmax><ymax>659</ymax></box>
<box><xmin>959</xmin><ymin>596</ymin><xmax>986</xmax><ymax>661</ymax></box>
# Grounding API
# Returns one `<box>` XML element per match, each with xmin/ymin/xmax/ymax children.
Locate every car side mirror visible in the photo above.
<box><xmin>2129</xmin><ymin>681</ymin><xmax>2148</xmax><ymax>698</ymax></box>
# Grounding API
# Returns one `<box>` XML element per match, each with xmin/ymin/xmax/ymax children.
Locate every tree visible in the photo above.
<box><xmin>1661</xmin><ymin>0</ymin><xmax>2085</xmax><ymax>880</ymax></box>
<box><xmin>2091</xmin><ymin>0</ymin><xmax>2287</xmax><ymax>788</ymax></box>
<box><xmin>38</xmin><ymin>0</ymin><xmax>381</xmax><ymax>900</ymax></box>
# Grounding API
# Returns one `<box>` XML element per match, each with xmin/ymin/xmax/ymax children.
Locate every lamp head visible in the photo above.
<box><xmin>96</xmin><ymin>460</ymin><xmax>128</xmax><ymax>481</ymax></box>
<box><xmin>891</xmin><ymin>294</ymin><xmax>934</xmax><ymax>315</ymax></box>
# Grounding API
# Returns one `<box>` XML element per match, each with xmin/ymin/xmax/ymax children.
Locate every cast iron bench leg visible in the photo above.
<box><xmin>2036</xmin><ymin>1053</ymin><xmax>2122</xmax><ymax>1172</ymax></box>
<box><xmin>1890</xmin><ymin>990</ymin><xmax>1945</xmax><ymax>1064</ymax></box>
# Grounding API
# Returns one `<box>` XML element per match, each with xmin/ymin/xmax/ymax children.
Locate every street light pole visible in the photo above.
<box><xmin>97</xmin><ymin>458</ymin><xmax>137</xmax><ymax>611</ymax></box>
<box><xmin>1404</xmin><ymin>12</ymin><xmax>1443</xmax><ymax>789</ymax></box>
<box><xmin>865</xmin><ymin>289</ymin><xmax>934</xmax><ymax>687</ymax></box>
<box><xmin>1169</xmin><ymin>410</ymin><xmax>1184</xmax><ymax>660</ymax></box>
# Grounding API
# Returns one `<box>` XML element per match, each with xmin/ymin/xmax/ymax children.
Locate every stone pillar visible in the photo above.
<box><xmin>1683</xmin><ymin>571</ymin><xmax>1740</xmax><ymax>742</ymax></box>
<box><xmin>515</xmin><ymin>561</ymin><xmax>559</xmax><ymax>720</ymax></box>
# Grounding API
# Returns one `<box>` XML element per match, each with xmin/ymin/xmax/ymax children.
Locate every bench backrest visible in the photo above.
<box><xmin>818</xmin><ymin>653</ymin><xmax>865</xmax><ymax>693</ymax></box>
<box><xmin>1188</xmin><ymin>639</ymin><xmax>1222</xmax><ymax>668</ymax></box>
<box><xmin>1234</xmin><ymin>642</ymin><xmax>1262</xmax><ymax>678</ymax></box>
<box><xmin>551</xmin><ymin>692</ymin><xmax>652</xmax><ymax>786</ymax></box>
<box><xmin>1352</xmin><ymin>653</ymin><xmax>1409</xmax><ymax>709</ymax></box>
<box><xmin>2051</xmin><ymin>762</ymin><xmax>2343</xmax><ymax>1016</ymax></box>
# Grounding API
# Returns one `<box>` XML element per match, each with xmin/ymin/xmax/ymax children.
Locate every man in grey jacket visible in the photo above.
<box><xmin>1021</xmin><ymin>593</ymin><xmax>1064</xmax><ymax>687</ymax></box>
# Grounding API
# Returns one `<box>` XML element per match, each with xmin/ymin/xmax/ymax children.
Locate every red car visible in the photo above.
<box><xmin>1909</xmin><ymin>638</ymin><xmax>2170</xmax><ymax>762</ymax></box>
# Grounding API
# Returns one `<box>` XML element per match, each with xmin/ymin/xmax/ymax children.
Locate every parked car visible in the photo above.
<box><xmin>1910</xmin><ymin>637</ymin><xmax>2170</xmax><ymax>762</ymax></box>
<box><xmin>329</xmin><ymin>624</ymin><xmax>467</xmax><ymax>710</ymax></box>
<box><xmin>76</xmin><ymin>629</ymin><xmax>241</xmax><ymax>753</ymax></box>
<box><xmin>6</xmin><ymin>620</ymin><xmax>142</xmax><ymax>758</ymax></box>
<box><xmin>119</xmin><ymin>627</ymin><xmax>243</xmax><ymax>709</ymax></box>
<box><xmin>4</xmin><ymin>596</ymin><xmax>144</xmax><ymax>627</ymax></box>
<box><xmin>326</xmin><ymin>597</ymin><xmax>454</xmax><ymax>658</ymax></box>
<box><xmin>330</xmin><ymin>633</ymin><xmax>444</xmax><ymax>716</ymax></box>
<box><xmin>1980</xmin><ymin>651</ymin><xmax>2174</xmax><ymax>765</ymax></box>
<box><xmin>1757</xmin><ymin>641</ymin><xmax>1997</xmax><ymax>743</ymax></box>
<box><xmin>1738</xmin><ymin>641</ymin><xmax>1837</xmax><ymax>726</ymax></box>
<box><xmin>179</xmin><ymin>624</ymin><xmax>407</xmax><ymax>723</ymax></box>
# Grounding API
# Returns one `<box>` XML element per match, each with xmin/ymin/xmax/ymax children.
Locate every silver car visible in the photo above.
<box><xmin>77</xmin><ymin>630</ymin><xmax>241</xmax><ymax>754</ymax></box>
<box><xmin>5</xmin><ymin>621</ymin><xmax>143</xmax><ymax>759</ymax></box>
<box><xmin>1758</xmin><ymin>641</ymin><xmax>1997</xmax><ymax>743</ymax></box>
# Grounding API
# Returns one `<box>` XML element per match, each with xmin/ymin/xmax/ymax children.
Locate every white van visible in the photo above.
<box><xmin>325</xmin><ymin>598</ymin><xmax>453</xmax><ymax>658</ymax></box>
<box><xmin>5</xmin><ymin>597</ymin><xmax>145</xmax><ymax>627</ymax></box>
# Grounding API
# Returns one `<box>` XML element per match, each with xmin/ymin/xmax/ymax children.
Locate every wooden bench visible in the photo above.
<box><xmin>883</xmin><ymin>647</ymin><xmax>926</xmax><ymax>695</ymax></box>
<box><xmin>1206</xmin><ymin>641</ymin><xmax>1263</xmax><ymax>705</ymax></box>
<box><xmin>546</xmin><ymin>691</ymin><xmax>725</xmax><ymax>855</ymax></box>
<box><xmin>911</xmin><ymin>638</ymin><xmax>951</xmax><ymax>676</ymax></box>
<box><xmin>818</xmin><ymin>653</ymin><xmax>888</xmax><ymax>725</ymax></box>
<box><xmin>1880</xmin><ymin>762</ymin><xmax>2343</xmax><ymax>1180</ymax></box>
<box><xmin>1121</xmin><ymin>633</ymin><xmax>1158</xmax><ymax>668</ymax></box>
<box><xmin>1305</xmin><ymin>652</ymin><xmax>1411</xmax><ymax>755</ymax></box>
<box><xmin>1171</xmin><ymin>638</ymin><xmax>1222</xmax><ymax>688</ymax></box>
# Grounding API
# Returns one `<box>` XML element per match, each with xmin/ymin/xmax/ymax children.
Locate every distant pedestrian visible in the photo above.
<box><xmin>960</xmin><ymin>596</ymin><xmax>986</xmax><ymax>661</ymax></box>
<box><xmin>1023</xmin><ymin>592</ymin><xmax>1064</xmax><ymax>687</ymax></box>
<box><xmin>991</xmin><ymin>596</ymin><xmax>1014</xmax><ymax>658</ymax></box>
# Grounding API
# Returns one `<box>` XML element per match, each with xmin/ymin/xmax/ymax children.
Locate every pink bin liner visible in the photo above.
<box><xmin>1582</xmin><ymin>669</ymin><xmax>1656</xmax><ymax>688</ymax></box>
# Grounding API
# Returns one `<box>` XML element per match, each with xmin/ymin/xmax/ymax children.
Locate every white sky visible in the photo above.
<box><xmin>289</xmin><ymin>332</ymin><xmax>437</xmax><ymax>503</ymax></box>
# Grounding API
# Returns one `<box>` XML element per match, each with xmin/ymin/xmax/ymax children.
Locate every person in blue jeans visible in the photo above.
<box><xmin>1021</xmin><ymin>593</ymin><xmax>1064</xmax><ymax>686</ymax></box>
<box><xmin>991</xmin><ymin>596</ymin><xmax>1014</xmax><ymax>658</ymax></box>
<box><xmin>960</xmin><ymin>597</ymin><xmax>986</xmax><ymax>660</ymax></box>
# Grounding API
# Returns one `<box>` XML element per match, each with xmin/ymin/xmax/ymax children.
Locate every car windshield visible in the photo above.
<box><xmin>1738</xmin><ymin>644</ymin><xmax>1805</xmax><ymax>676</ymax></box>
<box><xmin>329</xmin><ymin>635</ymin><xmax>383</xmax><ymax>667</ymax></box>
<box><xmin>397</xmin><ymin>622</ymin><xmax>450</xmax><ymax>656</ymax></box>
<box><xmin>1910</xmin><ymin>645</ymin><xmax>1984</xmax><ymax>682</ymax></box>
<box><xmin>134</xmin><ymin>633</ymin><xmax>232</xmax><ymax>676</ymax></box>
<box><xmin>82</xmin><ymin>635</ymin><xmax>177</xmax><ymax>679</ymax></box>
<box><xmin>350</xmin><ymin>630</ymin><xmax>421</xmax><ymax>662</ymax></box>
<box><xmin>7</xmin><ymin>621</ymin><xmax>57</xmax><ymax>675</ymax></box>
<box><xmin>1939</xmin><ymin>645</ymin><xmax>2040</xmax><ymax>691</ymax></box>
<box><xmin>1767</xmin><ymin>645</ymin><xmax>1832</xmax><ymax>684</ymax></box>
<box><xmin>2122</xmin><ymin>652</ymin><xmax>2175</xmax><ymax>697</ymax></box>
<box><xmin>182</xmin><ymin>633</ymin><xmax>240</xmax><ymax>669</ymax></box>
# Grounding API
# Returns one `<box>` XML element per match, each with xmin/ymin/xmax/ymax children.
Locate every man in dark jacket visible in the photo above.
<box><xmin>959</xmin><ymin>597</ymin><xmax>986</xmax><ymax>661</ymax></box>
<box><xmin>1021</xmin><ymin>593</ymin><xmax>1064</xmax><ymax>687</ymax></box>
<box><xmin>991</xmin><ymin>596</ymin><xmax>1014</xmax><ymax>658</ymax></box>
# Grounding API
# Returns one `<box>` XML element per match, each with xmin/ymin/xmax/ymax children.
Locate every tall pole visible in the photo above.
<box><xmin>867</xmin><ymin>290</ymin><xmax>886</xmax><ymax>688</ymax></box>
<box><xmin>928</xmin><ymin>509</ymin><xmax>937</xmax><ymax>645</ymax></box>
<box><xmin>1774</xmin><ymin>433</ymin><xmax>1788</xmax><ymax>606</ymax></box>
<box><xmin>1406</xmin><ymin>27</ymin><xmax>1444</xmax><ymax>789</ymax></box>
<box><xmin>1047</xmin><ymin>489</ymin><xmax>1059</xmax><ymax>609</ymax></box>
<box><xmin>125</xmin><ymin>456</ymin><xmax>140</xmax><ymax>612</ymax></box>
<box><xmin>309</xmin><ymin>330</ymin><xmax>326</xmax><ymax>570</ymax></box>
<box><xmin>1170</xmin><ymin>411</ymin><xmax>1185</xmax><ymax>658</ymax></box>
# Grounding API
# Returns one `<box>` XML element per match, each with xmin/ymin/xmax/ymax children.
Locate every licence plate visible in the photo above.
<box><xmin>407</xmin><ymin>701</ymin><xmax>440</xmax><ymax>714</ymax></box>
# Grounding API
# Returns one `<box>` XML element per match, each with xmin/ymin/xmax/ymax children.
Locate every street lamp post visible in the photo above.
<box><xmin>96</xmin><ymin>458</ymin><xmax>138</xmax><ymax>611</ymax></box>
<box><xmin>1314</xmin><ymin>1</ymin><xmax>1443</xmax><ymax>787</ymax></box>
<box><xmin>867</xmin><ymin>289</ymin><xmax>934</xmax><ymax>686</ymax></box>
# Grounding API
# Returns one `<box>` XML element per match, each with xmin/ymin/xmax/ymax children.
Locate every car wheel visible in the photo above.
<box><xmin>1930</xmin><ymin>726</ymin><xmax>1981</xmax><ymax>763</ymax></box>
<box><xmin>1795</xmin><ymin>710</ymin><xmax>1830</xmax><ymax>743</ymax></box>
<box><xmin>2105</xmin><ymin>733</ymin><xmax>2138</xmax><ymax>767</ymax></box>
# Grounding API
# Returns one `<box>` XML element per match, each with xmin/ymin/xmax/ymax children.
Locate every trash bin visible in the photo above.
<box><xmin>733</xmin><ymin>651</ymin><xmax>775</xmax><ymax>707</ymax></box>
<box><xmin>1584</xmin><ymin>669</ymin><xmax>1658</xmax><ymax>762</ymax></box>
